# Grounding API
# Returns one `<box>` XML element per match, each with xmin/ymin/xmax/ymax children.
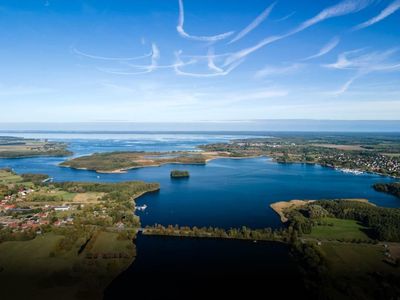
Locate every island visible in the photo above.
<box><xmin>59</xmin><ymin>151</ymin><xmax>234</xmax><ymax>173</ymax></box>
<box><xmin>170</xmin><ymin>170</ymin><xmax>190</xmax><ymax>178</ymax></box>
<box><xmin>60</xmin><ymin>133</ymin><xmax>400</xmax><ymax>178</ymax></box>
<box><xmin>0</xmin><ymin>168</ymin><xmax>159</xmax><ymax>299</ymax></box>
<box><xmin>0</xmin><ymin>136</ymin><xmax>72</xmax><ymax>158</ymax></box>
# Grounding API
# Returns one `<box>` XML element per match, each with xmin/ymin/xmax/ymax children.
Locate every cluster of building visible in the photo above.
<box><xmin>0</xmin><ymin>189</ymin><xmax>74</xmax><ymax>232</ymax></box>
<box><xmin>320</xmin><ymin>153</ymin><xmax>400</xmax><ymax>177</ymax></box>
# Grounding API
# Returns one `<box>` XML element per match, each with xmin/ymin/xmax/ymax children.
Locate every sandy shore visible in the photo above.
<box><xmin>270</xmin><ymin>200</ymin><xmax>314</xmax><ymax>223</ymax></box>
<box><xmin>270</xmin><ymin>198</ymin><xmax>374</xmax><ymax>223</ymax></box>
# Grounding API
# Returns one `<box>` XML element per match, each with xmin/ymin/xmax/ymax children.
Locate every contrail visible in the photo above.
<box><xmin>303</xmin><ymin>36</ymin><xmax>340</xmax><ymax>60</ymax></box>
<box><xmin>174</xmin><ymin>51</ymin><xmax>244</xmax><ymax>77</ymax></box>
<box><xmin>229</xmin><ymin>2</ymin><xmax>276</xmax><ymax>44</ymax></box>
<box><xmin>223</xmin><ymin>0</ymin><xmax>373</xmax><ymax>66</ymax></box>
<box><xmin>71</xmin><ymin>46</ymin><xmax>152</xmax><ymax>61</ymax></box>
<box><xmin>326</xmin><ymin>48</ymin><xmax>400</xmax><ymax>94</ymax></box>
<box><xmin>207</xmin><ymin>48</ymin><xmax>224</xmax><ymax>73</ymax></box>
<box><xmin>273</xmin><ymin>11</ymin><xmax>296</xmax><ymax>22</ymax></box>
<box><xmin>353</xmin><ymin>0</ymin><xmax>400</xmax><ymax>30</ymax></box>
<box><xmin>97</xmin><ymin>43</ymin><xmax>160</xmax><ymax>75</ymax></box>
<box><xmin>97</xmin><ymin>45</ymin><xmax>197</xmax><ymax>75</ymax></box>
<box><xmin>177</xmin><ymin>0</ymin><xmax>234</xmax><ymax>42</ymax></box>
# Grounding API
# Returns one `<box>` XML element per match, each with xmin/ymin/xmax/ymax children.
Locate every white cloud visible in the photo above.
<box><xmin>273</xmin><ymin>11</ymin><xmax>296</xmax><ymax>22</ymax></box>
<box><xmin>207</xmin><ymin>48</ymin><xmax>224</xmax><ymax>73</ymax></box>
<box><xmin>229</xmin><ymin>2</ymin><xmax>276</xmax><ymax>44</ymax></box>
<box><xmin>255</xmin><ymin>63</ymin><xmax>303</xmax><ymax>78</ymax></box>
<box><xmin>177</xmin><ymin>0</ymin><xmax>234</xmax><ymax>42</ymax></box>
<box><xmin>294</xmin><ymin>0</ymin><xmax>372</xmax><ymax>32</ymax></box>
<box><xmin>303</xmin><ymin>36</ymin><xmax>340</xmax><ymax>60</ymax></box>
<box><xmin>174</xmin><ymin>50</ymin><xmax>244</xmax><ymax>77</ymax></box>
<box><xmin>224</xmin><ymin>0</ymin><xmax>372</xmax><ymax>66</ymax></box>
<box><xmin>325</xmin><ymin>48</ymin><xmax>400</xmax><ymax>94</ymax></box>
<box><xmin>353</xmin><ymin>0</ymin><xmax>400</xmax><ymax>30</ymax></box>
<box><xmin>71</xmin><ymin>46</ymin><xmax>152</xmax><ymax>61</ymax></box>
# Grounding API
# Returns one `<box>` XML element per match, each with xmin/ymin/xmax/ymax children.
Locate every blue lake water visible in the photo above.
<box><xmin>1</xmin><ymin>132</ymin><xmax>399</xmax><ymax>294</ymax></box>
<box><xmin>104</xmin><ymin>235</ymin><xmax>305</xmax><ymax>299</ymax></box>
<box><xmin>0</xmin><ymin>132</ymin><xmax>398</xmax><ymax>229</ymax></box>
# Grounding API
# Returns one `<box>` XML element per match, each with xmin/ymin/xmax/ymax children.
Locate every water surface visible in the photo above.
<box><xmin>0</xmin><ymin>133</ymin><xmax>397</xmax><ymax>229</ymax></box>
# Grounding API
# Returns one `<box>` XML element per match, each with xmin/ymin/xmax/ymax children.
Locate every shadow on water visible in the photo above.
<box><xmin>104</xmin><ymin>235</ymin><xmax>308</xmax><ymax>300</ymax></box>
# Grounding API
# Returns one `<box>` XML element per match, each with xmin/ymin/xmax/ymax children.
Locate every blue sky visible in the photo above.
<box><xmin>0</xmin><ymin>0</ymin><xmax>399</xmax><ymax>122</ymax></box>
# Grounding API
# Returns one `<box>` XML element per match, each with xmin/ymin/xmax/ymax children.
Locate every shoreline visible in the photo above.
<box><xmin>60</xmin><ymin>153</ymin><xmax>266</xmax><ymax>174</ymax></box>
<box><xmin>60</xmin><ymin>153</ymin><xmax>399</xmax><ymax>179</ymax></box>
<box><xmin>270</xmin><ymin>198</ymin><xmax>374</xmax><ymax>223</ymax></box>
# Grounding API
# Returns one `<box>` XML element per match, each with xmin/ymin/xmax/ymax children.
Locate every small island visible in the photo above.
<box><xmin>170</xmin><ymin>170</ymin><xmax>190</xmax><ymax>178</ymax></box>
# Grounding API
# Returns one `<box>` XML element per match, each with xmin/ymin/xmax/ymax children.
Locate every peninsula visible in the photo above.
<box><xmin>59</xmin><ymin>133</ymin><xmax>400</xmax><ymax>177</ymax></box>
<box><xmin>0</xmin><ymin>168</ymin><xmax>159</xmax><ymax>299</ymax></box>
<box><xmin>0</xmin><ymin>136</ymin><xmax>72</xmax><ymax>158</ymax></box>
<box><xmin>270</xmin><ymin>198</ymin><xmax>400</xmax><ymax>299</ymax></box>
<box><xmin>200</xmin><ymin>133</ymin><xmax>400</xmax><ymax>178</ymax></box>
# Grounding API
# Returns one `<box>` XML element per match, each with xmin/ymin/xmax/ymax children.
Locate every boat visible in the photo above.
<box><xmin>136</xmin><ymin>204</ymin><xmax>147</xmax><ymax>211</ymax></box>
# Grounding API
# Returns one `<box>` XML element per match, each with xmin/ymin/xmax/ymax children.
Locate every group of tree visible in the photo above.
<box><xmin>143</xmin><ymin>224</ymin><xmax>290</xmax><ymax>242</ymax></box>
<box><xmin>287</xmin><ymin>200</ymin><xmax>400</xmax><ymax>241</ymax></box>
<box><xmin>52</xmin><ymin>181</ymin><xmax>159</xmax><ymax>196</ymax></box>
<box><xmin>373</xmin><ymin>182</ymin><xmax>400</xmax><ymax>198</ymax></box>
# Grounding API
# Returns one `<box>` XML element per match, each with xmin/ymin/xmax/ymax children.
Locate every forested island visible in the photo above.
<box><xmin>60</xmin><ymin>151</ymin><xmax>230</xmax><ymax>173</ymax></box>
<box><xmin>0</xmin><ymin>136</ymin><xmax>72</xmax><ymax>158</ymax></box>
<box><xmin>170</xmin><ymin>170</ymin><xmax>190</xmax><ymax>178</ymax></box>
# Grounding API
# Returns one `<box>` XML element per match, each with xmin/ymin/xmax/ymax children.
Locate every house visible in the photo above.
<box><xmin>54</xmin><ymin>206</ymin><xmax>70</xmax><ymax>211</ymax></box>
<box><xmin>4</xmin><ymin>204</ymin><xmax>16</xmax><ymax>210</ymax></box>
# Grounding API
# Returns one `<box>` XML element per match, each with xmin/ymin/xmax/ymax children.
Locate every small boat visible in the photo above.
<box><xmin>136</xmin><ymin>204</ymin><xmax>148</xmax><ymax>211</ymax></box>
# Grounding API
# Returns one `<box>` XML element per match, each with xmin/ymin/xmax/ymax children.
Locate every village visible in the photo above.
<box><xmin>0</xmin><ymin>186</ymin><xmax>75</xmax><ymax>232</ymax></box>
<box><xmin>200</xmin><ymin>137</ymin><xmax>400</xmax><ymax>178</ymax></box>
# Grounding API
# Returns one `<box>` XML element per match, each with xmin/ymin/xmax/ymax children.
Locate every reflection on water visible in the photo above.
<box><xmin>105</xmin><ymin>235</ymin><xmax>306</xmax><ymax>300</ymax></box>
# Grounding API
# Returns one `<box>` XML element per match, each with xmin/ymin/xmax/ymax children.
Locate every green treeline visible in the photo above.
<box><xmin>143</xmin><ymin>224</ymin><xmax>291</xmax><ymax>242</ymax></box>
<box><xmin>53</xmin><ymin>181</ymin><xmax>160</xmax><ymax>196</ymax></box>
<box><xmin>27</xmin><ymin>194</ymin><xmax>63</xmax><ymax>202</ymax></box>
<box><xmin>21</xmin><ymin>173</ymin><xmax>49</xmax><ymax>184</ymax></box>
<box><xmin>373</xmin><ymin>182</ymin><xmax>400</xmax><ymax>198</ymax></box>
<box><xmin>287</xmin><ymin>200</ymin><xmax>400</xmax><ymax>241</ymax></box>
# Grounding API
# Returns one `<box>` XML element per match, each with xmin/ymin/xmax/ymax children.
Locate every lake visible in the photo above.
<box><xmin>0</xmin><ymin>132</ymin><xmax>398</xmax><ymax>295</ymax></box>
<box><xmin>0</xmin><ymin>133</ymin><xmax>397</xmax><ymax>229</ymax></box>
<box><xmin>104</xmin><ymin>235</ymin><xmax>306</xmax><ymax>299</ymax></box>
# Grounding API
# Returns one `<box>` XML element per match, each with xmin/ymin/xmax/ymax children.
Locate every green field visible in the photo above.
<box><xmin>318</xmin><ymin>241</ymin><xmax>400</xmax><ymax>299</ymax></box>
<box><xmin>90</xmin><ymin>231</ymin><xmax>135</xmax><ymax>254</ymax></box>
<box><xmin>0</xmin><ymin>169</ymin><xmax>22</xmax><ymax>183</ymax></box>
<box><xmin>0</xmin><ymin>233</ymin><xmax>82</xmax><ymax>300</ymax></box>
<box><xmin>0</xmin><ymin>231</ymin><xmax>136</xmax><ymax>300</ymax></box>
<box><xmin>306</xmin><ymin>217</ymin><xmax>371</xmax><ymax>241</ymax></box>
<box><xmin>321</xmin><ymin>242</ymin><xmax>390</xmax><ymax>274</ymax></box>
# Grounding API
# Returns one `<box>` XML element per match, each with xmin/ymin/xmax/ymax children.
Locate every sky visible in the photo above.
<box><xmin>0</xmin><ymin>0</ymin><xmax>400</xmax><ymax>123</ymax></box>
